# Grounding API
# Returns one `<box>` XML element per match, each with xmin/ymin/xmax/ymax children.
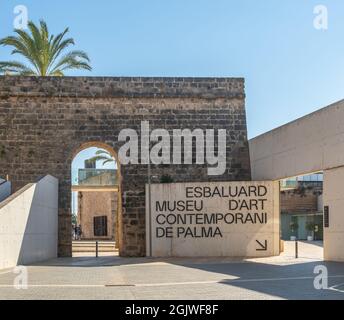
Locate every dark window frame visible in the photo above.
<box><xmin>94</xmin><ymin>216</ymin><xmax>108</xmax><ymax>237</ymax></box>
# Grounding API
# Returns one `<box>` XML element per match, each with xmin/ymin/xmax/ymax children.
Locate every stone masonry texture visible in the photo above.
<box><xmin>0</xmin><ymin>76</ymin><xmax>251</xmax><ymax>257</ymax></box>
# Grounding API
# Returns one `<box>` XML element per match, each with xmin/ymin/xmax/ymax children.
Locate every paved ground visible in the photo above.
<box><xmin>0</xmin><ymin>241</ymin><xmax>343</xmax><ymax>300</ymax></box>
<box><xmin>281</xmin><ymin>240</ymin><xmax>324</xmax><ymax>260</ymax></box>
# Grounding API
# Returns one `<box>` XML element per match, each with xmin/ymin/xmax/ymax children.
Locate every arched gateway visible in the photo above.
<box><xmin>0</xmin><ymin>76</ymin><xmax>251</xmax><ymax>257</ymax></box>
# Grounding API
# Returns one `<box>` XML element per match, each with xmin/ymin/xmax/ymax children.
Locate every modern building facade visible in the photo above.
<box><xmin>249</xmin><ymin>99</ymin><xmax>344</xmax><ymax>261</ymax></box>
<box><xmin>280</xmin><ymin>175</ymin><xmax>323</xmax><ymax>241</ymax></box>
<box><xmin>3</xmin><ymin>76</ymin><xmax>344</xmax><ymax>262</ymax></box>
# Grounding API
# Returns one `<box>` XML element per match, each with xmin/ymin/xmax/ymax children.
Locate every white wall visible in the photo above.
<box><xmin>249</xmin><ymin>99</ymin><xmax>344</xmax><ymax>180</ymax></box>
<box><xmin>249</xmin><ymin>99</ymin><xmax>344</xmax><ymax>262</ymax></box>
<box><xmin>0</xmin><ymin>175</ymin><xmax>58</xmax><ymax>270</ymax></box>
<box><xmin>146</xmin><ymin>181</ymin><xmax>280</xmax><ymax>258</ymax></box>
<box><xmin>323</xmin><ymin>168</ymin><xmax>344</xmax><ymax>262</ymax></box>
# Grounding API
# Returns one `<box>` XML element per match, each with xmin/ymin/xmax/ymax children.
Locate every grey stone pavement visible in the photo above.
<box><xmin>0</xmin><ymin>241</ymin><xmax>344</xmax><ymax>300</ymax></box>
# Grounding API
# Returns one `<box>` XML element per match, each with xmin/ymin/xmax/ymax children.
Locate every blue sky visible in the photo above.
<box><xmin>71</xmin><ymin>148</ymin><xmax>117</xmax><ymax>185</ymax></box>
<box><xmin>1</xmin><ymin>1</ymin><xmax>344</xmax><ymax>138</ymax></box>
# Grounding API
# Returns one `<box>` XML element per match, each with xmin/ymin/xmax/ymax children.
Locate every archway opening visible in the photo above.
<box><xmin>280</xmin><ymin>172</ymin><xmax>324</xmax><ymax>260</ymax></box>
<box><xmin>71</xmin><ymin>143</ymin><xmax>121</xmax><ymax>257</ymax></box>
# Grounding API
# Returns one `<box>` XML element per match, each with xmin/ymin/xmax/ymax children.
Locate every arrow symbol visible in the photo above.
<box><xmin>256</xmin><ymin>240</ymin><xmax>268</xmax><ymax>251</ymax></box>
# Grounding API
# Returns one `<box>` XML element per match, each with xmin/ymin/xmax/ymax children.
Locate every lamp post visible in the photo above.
<box><xmin>148</xmin><ymin>160</ymin><xmax>152</xmax><ymax>257</ymax></box>
<box><xmin>147</xmin><ymin>160</ymin><xmax>159</xmax><ymax>257</ymax></box>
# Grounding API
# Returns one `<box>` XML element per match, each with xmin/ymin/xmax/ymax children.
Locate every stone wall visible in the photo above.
<box><xmin>281</xmin><ymin>189</ymin><xmax>319</xmax><ymax>213</ymax></box>
<box><xmin>0</xmin><ymin>76</ymin><xmax>251</xmax><ymax>257</ymax></box>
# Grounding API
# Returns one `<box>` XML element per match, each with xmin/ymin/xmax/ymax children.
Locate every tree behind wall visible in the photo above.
<box><xmin>0</xmin><ymin>20</ymin><xmax>91</xmax><ymax>76</ymax></box>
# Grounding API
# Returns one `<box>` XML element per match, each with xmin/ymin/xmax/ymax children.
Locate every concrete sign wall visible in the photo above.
<box><xmin>146</xmin><ymin>181</ymin><xmax>280</xmax><ymax>257</ymax></box>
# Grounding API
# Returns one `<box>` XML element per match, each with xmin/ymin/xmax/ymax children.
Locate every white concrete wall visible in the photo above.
<box><xmin>323</xmin><ymin>168</ymin><xmax>344</xmax><ymax>262</ymax></box>
<box><xmin>249</xmin><ymin>99</ymin><xmax>344</xmax><ymax>262</ymax></box>
<box><xmin>0</xmin><ymin>175</ymin><xmax>58</xmax><ymax>270</ymax></box>
<box><xmin>146</xmin><ymin>181</ymin><xmax>280</xmax><ymax>258</ymax></box>
<box><xmin>249</xmin><ymin>99</ymin><xmax>344</xmax><ymax>180</ymax></box>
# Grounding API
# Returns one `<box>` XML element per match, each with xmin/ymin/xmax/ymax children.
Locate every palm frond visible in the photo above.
<box><xmin>0</xmin><ymin>34</ymin><xmax>40</xmax><ymax>74</ymax></box>
<box><xmin>0</xmin><ymin>19</ymin><xmax>91</xmax><ymax>76</ymax></box>
<box><xmin>50</xmin><ymin>50</ymin><xmax>91</xmax><ymax>74</ymax></box>
<box><xmin>95</xmin><ymin>150</ymin><xmax>112</xmax><ymax>156</ymax></box>
<box><xmin>102</xmin><ymin>159</ymin><xmax>114</xmax><ymax>165</ymax></box>
<box><xmin>0</xmin><ymin>61</ymin><xmax>35</xmax><ymax>75</ymax></box>
<box><xmin>87</xmin><ymin>150</ymin><xmax>115</xmax><ymax>166</ymax></box>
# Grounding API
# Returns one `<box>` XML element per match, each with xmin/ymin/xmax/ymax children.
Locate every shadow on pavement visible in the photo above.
<box><xmin>22</xmin><ymin>239</ymin><xmax>344</xmax><ymax>300</ymax></box>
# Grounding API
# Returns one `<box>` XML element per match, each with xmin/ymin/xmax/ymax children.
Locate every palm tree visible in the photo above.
<box><xmin>0</xmin><ymin>20</ymin><xmax>91</xmax><ymax>76</ymax></box>
<box><xmin>88</xmin><ymin>150</ymin><xmax>115</xmax><ymax>166</ymax></box>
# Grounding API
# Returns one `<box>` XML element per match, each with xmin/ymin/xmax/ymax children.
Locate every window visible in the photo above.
<box><xmin>94</xmin><ymin>216</ymin><xmax>108</xmax><ymax>236</ymax></box>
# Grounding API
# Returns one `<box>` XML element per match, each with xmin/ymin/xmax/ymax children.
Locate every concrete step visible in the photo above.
<box><xmin>72</xmin><ymin>241</ymin><xmax>116</xmax><ymax>246</ymax></box>
<box><xmin>72</xmin><ymin>241</ymin><xmax>117</xmax><ymax>253</ymax></box>
<box><xmin>73</xmin><ymin>248</ymin><xmax>117</xmax><ymax>252</ymax></box>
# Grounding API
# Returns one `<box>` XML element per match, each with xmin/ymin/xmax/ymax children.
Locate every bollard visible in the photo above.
<box><xmin>295</xmin><ymin>240</ymin><xmax>298</xmax><ymax>259</ymax></box>
<box><xmin>96</xmin><ymin>241</ymin><xmax>99</xmax><ymax>258</ymax></box>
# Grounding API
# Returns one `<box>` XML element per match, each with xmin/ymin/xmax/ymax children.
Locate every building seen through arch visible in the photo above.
<box><xmin>71</xmin><ymin>146</ymin><xmax>119</xmax><ymax>255</ymax></box>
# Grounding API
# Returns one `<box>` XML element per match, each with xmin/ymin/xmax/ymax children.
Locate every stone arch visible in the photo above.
<box><xmin>70</xmin><ymin>141</ymin><xmax>123</xmax><ymax>255</ymax></box>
